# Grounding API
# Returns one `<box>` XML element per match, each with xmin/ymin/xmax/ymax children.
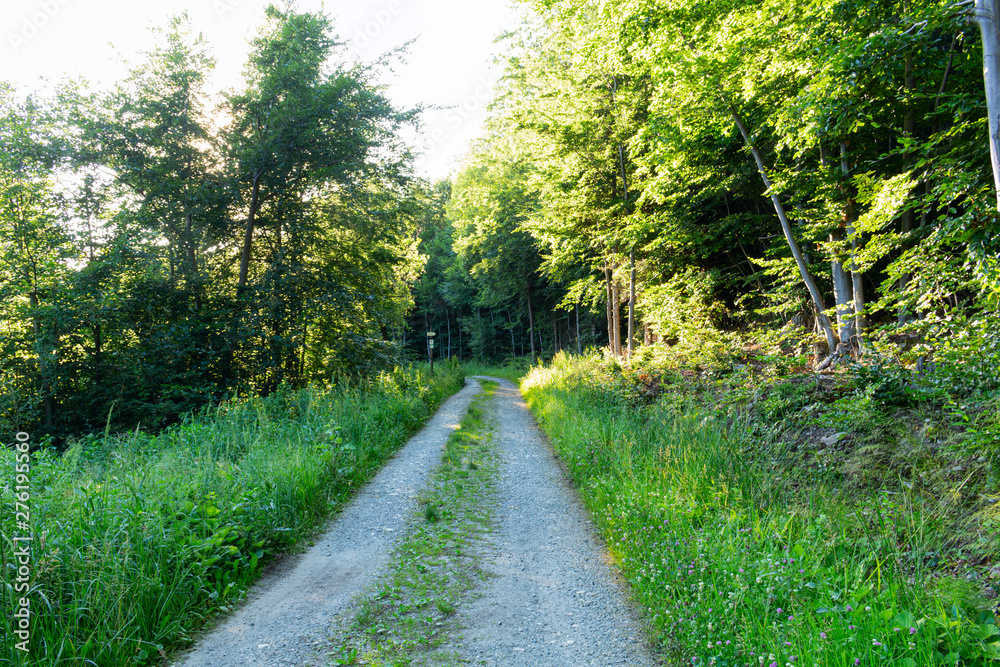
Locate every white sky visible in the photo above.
<box><xmin>0</xmin><ymin>0</ymin><xmax>524</xmax><ymax>180</ymax></box>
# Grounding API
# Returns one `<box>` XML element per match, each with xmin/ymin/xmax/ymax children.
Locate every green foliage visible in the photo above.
<box><xmin>0</xmin><ymin>366</ymin><xmax>462</xmax><ymax>665</ymax></box>
<box><xmin>522</xmin><ymin>354</ymin><xmax>999</xmax><ymax>666</ymax></box>
<box><xmin>639</xmin><ymin>269</ymin><xmax>727</xmax><ymax>344</ymax></box>
<box><xmin>0</xmin><ymin>6</ymin><xmax>428</xmax><ymax>441</ymax></box>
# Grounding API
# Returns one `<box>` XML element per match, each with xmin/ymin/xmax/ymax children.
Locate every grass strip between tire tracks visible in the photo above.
<box><xmin>324</xmin><ymin>380</ymin><xmax>500</xmax><ymax>667</ymax></box>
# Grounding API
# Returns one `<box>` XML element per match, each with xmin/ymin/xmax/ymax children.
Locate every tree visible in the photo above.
<box><xmin>449</xmin><ymin>151</ymin><xmax>546</xmax><ymax>362</ymax></box>
<box><xmin>0</xmin><ymin>86</ymin><xmax>71</xmax><ymax>434</ymax></box>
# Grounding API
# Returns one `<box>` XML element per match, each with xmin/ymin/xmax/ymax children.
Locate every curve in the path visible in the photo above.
<box><xmin>450</xmin><ymin>377</ymin><xmax>655</xmax><ymax>667</ymax></box>
<box><xmin>172</xmin><ymin>378</ymin><xmax>483</xmax><ymax>667</ymax></box>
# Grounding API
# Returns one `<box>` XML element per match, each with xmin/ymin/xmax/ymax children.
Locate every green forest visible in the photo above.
<box><xmin>5</xmin><ymin>0</ymin><xmax>1000</xmax><ymax>440</ymax></box>
<box><xmin>3</xmin><ymin>0</ymin><xmax>1000</xmax><ymax>664</ymax></box>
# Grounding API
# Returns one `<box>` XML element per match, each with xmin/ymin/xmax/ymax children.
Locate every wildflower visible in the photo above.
<box><xmin>846</xmin><ymin>605</ymin><xmax>853</xmax><ymax>612</ymax></box>
<box><xmin>776</xmin><ymin>608</ymin><xmax>783</xmax><ymax>614</ymax></box>
<box><xmin>893</xmin><ymin>627</ymin><xmax>900</xmax><ymax>633</ymax></box>
<box><xmin>788</xmin><ymin>616</ymin><xmax>794</xmax><ymax>621</ymax></box>
<box><xmin>854</xmin><ymin>660</ymin><xmax>861</xmax><ymax>666</ymax></box>
<box><xmin>909</xmin><ymin>627</ymin><xmax>916</xmax><ymax>635</ymax></box>
<box><xmin>820</xmin><ymin>632</ymin><xmax>827</xmax><ymax>640</ymax></box>
<box><xmin>872</xmin><ymin>639</ymin><xmax>882</xmax><ymax>647</ymax></box>
<box><xmin>726</xmin><ymin>640</ymin><xmax>731</xmax><ymax>645</ymax></box>
<box><xmin>849</xmin><ymin>625</ymin><xmax>856</xmax><ymax>630</ymax></box>
<box><xmin>864</xmin><ymin>606</ymin><xmax>871</xmax><ymax>612</ymax></box>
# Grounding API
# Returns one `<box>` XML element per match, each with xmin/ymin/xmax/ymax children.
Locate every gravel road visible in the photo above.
<box><xmin>171</xmin><ymin>379</ymin><xmax>482</xmax><ymax>667</ymax></box>
<box><xmin>444</xmin><ymin>377</ymin><xmax>655</xmax><ymax>666</ymax></box>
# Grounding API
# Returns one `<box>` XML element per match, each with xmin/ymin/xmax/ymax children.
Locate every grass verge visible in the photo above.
<box><xmin>522</xmin><ymin>353</ymin><xmax>1000</xmax><ymax>667</ymax></box>
<box><xmin>0</xmin><ymin>366</ymin><xmax>463</xmax><ymax>667</ymax></box>
<box><xmin>323</xmin><ymin>380</ymin><xmax>499</xmax><ymax>667</ymax></box>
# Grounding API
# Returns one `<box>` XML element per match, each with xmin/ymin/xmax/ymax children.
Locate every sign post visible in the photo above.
<box><xmin>427</xmin><ymin>331</ymin><xmax>437</xmax><ymax>373</ymax></box>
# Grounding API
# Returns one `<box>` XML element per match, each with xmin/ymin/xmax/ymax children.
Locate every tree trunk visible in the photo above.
<box><xmin>730</xmin><ymin>106</ymin><xmax>837</xmax><ymax>351</ymax></box>
<box><xmin>446</xmin><ymin>307</ymin><xmax>452</xmax><ymax>359</ymax></box>
<box><xmin>604</xmin><ymin>264</ymin><xmax>614</xmax><ymax>353</ymax></box>
<box><xmin>611</xmin><ymin>277</ymin><xmax>622</xmax><ymax>359</ymax></box>
<box><xmin>829</xmin><ymin>228</ymin><xmax>855</xmax><ymax>344</ymax></box>
<box><xmin>976</xmin><ymin>0</ymin><xmax>1000</xmax><ymax>210</ymax></box>
<box><xmin>509</xmin><ymin>311</ymin><xmax>516</xmax><ymax>356</ymax></box>
<box><xmin>30</xmin><ymin>288</ymin><xmax>54</xmax><ymax>430</ymax></box>
<box><xmin>576</xmin><ymin>303</ymin><xmax>582</xmax><ymax>355</ymax></box>
<box><xmin>552</xmin><ymin>315</ymin><xmax>558</xmax><ymax>356</ymax></box>
<box><xmin>490</xmin><ymin>307</ymin><xmax>497</xmax><ymax>358</ymax></box>
<box><xmin>840</xmin><ymin>143</ymin><xmax>866</xmax><ymax>343</ymax></box>
<box><xmin>527</xmin><ymin>293</ymin><xmax>537</xmax><ymax>363</ymax></box>
<box><xmin>898</xmin><ymin>55</ymin><xmax>917</xmax><ymax>323</ymax></box>
<box><xmin>238</xmin><ymin>171</ymin><xmax>263</xmax><ymax>291</ymax></box>
<box><xmin>300</xmin><ymin>323</ymin><xmax>308</xmax><ymax>379</ymax></box>
<box><xmin>627</xmin><ymin>248</ymin><xmax>636</xmax><ymax>358</ymax></box>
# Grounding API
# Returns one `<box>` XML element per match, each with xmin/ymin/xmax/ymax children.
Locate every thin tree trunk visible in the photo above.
<box><xmin>605</xmin><ymin>264</ymin><xmax>614</xmax><ymax>353</ymax></box>
<box><xmin>576</xmin><ymin>303</ymin><xmax>582</xmax><ymax>355</ymax></box>
<box><xmin>552</xmin><ymin>315</ymin><xmax>558</xmax><ymax>356</ymax></box>
<box><xmin>975</xmin><ymin>0</ymin><xmax>1000</xmax><ymax>210</ymax></box>
<box><xmin>627</xmin><ymin>248</ymin><xmax>636</xmax><ymax>358</ymax></box>
<box><xmin>446</xmin><ymin>307</ymin><xmax>452</xmax><ymax>359</ymax></box>
<box><xmin>490</xmin><ymin>307</ymin><xmax>497</xmax><ymax>358</ymax></box>
<box><xmin>840</xmin><ymin>143</ymin><xmax>866</xmax><ymax>343</ymax></box>
<box><xmin>829</xmin><ymin>228</ymin><xmax>855</xmax><ymax>344</ymax></box>
<box><xmin>730</xmin><ymin>106</ymin><xmax>837</xmax><ymax>351</ymax></box>
<box><xmin>30</xmin><ymin>287</ymin><xmax>54</xmax><ymax>430</ymax></box>
<box><xmin>509</xmin><ymin>311</ymin><xmax>516</xmax><ymax>356</ymax></box>
<box><xmin>898</xmin><ymin>55</ymin><xmax>917</xmax><ymax>323</ymax></box>
<box><xmin>238</xmin><ymin>171</ymin><xmax>263</xmax><ymax>291</ymax></box>
<box><xmin>527</xmin><ymin>294</ymin><xmax>537</xmax><ymax>363</ymax></box>
<box><xmin>611</xmin><ymin>278</ymin><xmax>622</xmax><ymax>359</ymax></box>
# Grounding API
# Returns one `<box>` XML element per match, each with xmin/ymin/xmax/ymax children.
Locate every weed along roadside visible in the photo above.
<box><xmin>323</xmin><ymin>379</ymin><xmax>501</xmax><ymax>665</ymax></box>
<box><xmin>0</xmin><ymin>366</ymin><xmax>464</xmax><ymax>667</ymax></box>
<box><xmin>521</xmin><ymin>353</ymin><xmax>1000</xmax><ymax>667</ymax></box>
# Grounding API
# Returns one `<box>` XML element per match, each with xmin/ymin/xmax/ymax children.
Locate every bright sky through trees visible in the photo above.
<box><xmin>0</xmin><ymin>0</ymin><xmax>520</xmax><ymax>179</ymax></box>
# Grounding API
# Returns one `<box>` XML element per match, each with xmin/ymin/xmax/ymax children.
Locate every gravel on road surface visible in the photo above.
<box><xmin>446</xmin><ymin>377</ymin><xmax>656</xmax><ymax>667</ymax></box>
<box><xmin>172</xmin><ymin>379</ymin><xmax>483</xmax><ymax>667</ymax></box>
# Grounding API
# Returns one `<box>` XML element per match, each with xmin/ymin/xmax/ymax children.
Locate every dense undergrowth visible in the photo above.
<box><xmin>522</xmin><ymin>349</ymin><xmax>1000</xmax><ymax>666</ymax></box>
<box><xmin>0</xmin><ymin>365</ymin><xmax>463</xmax><ymax>666</ymax></box>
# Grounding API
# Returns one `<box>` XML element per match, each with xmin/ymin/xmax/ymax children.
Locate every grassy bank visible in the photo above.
<box><xmin>522</xmin><ymin>352</ymin><xmax>999</xmax><ymax>667</ymax></box>
<box><xmin>327</xmin><ymin>380</ymin><xmax>499</xmax><ymax>666</ymax></box>
<box><xmin>0</xmin><ymin>366</ymin><xmax>463</xmax><ymax>666</ymax></box>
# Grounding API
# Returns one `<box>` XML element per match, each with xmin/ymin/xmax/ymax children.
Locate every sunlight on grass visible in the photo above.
<box><xmin>522</xmin><ymin>352</ymin><xmax>1000</xmax><ymax>667</ymax></box>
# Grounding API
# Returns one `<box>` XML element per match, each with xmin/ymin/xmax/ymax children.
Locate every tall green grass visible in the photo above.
<box><xmin>522</xmin><ymin>353</ymin><xmax>999</xmax><ymax>667</ymax></box>
<box><xmin>0</xmin><ymin>366</ymin><xmax>463</xmax><ymax>666</ymax></box>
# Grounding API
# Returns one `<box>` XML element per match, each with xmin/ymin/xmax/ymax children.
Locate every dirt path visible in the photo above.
<box><xmin>441</xmin><ymin>377</ymin><xmax>655</xmax><ymax>666</ymax></box>
<box><xmin>171</xmin><ymin>379</ymin><xmax>483</xmax><ymax>667</ymax></box>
